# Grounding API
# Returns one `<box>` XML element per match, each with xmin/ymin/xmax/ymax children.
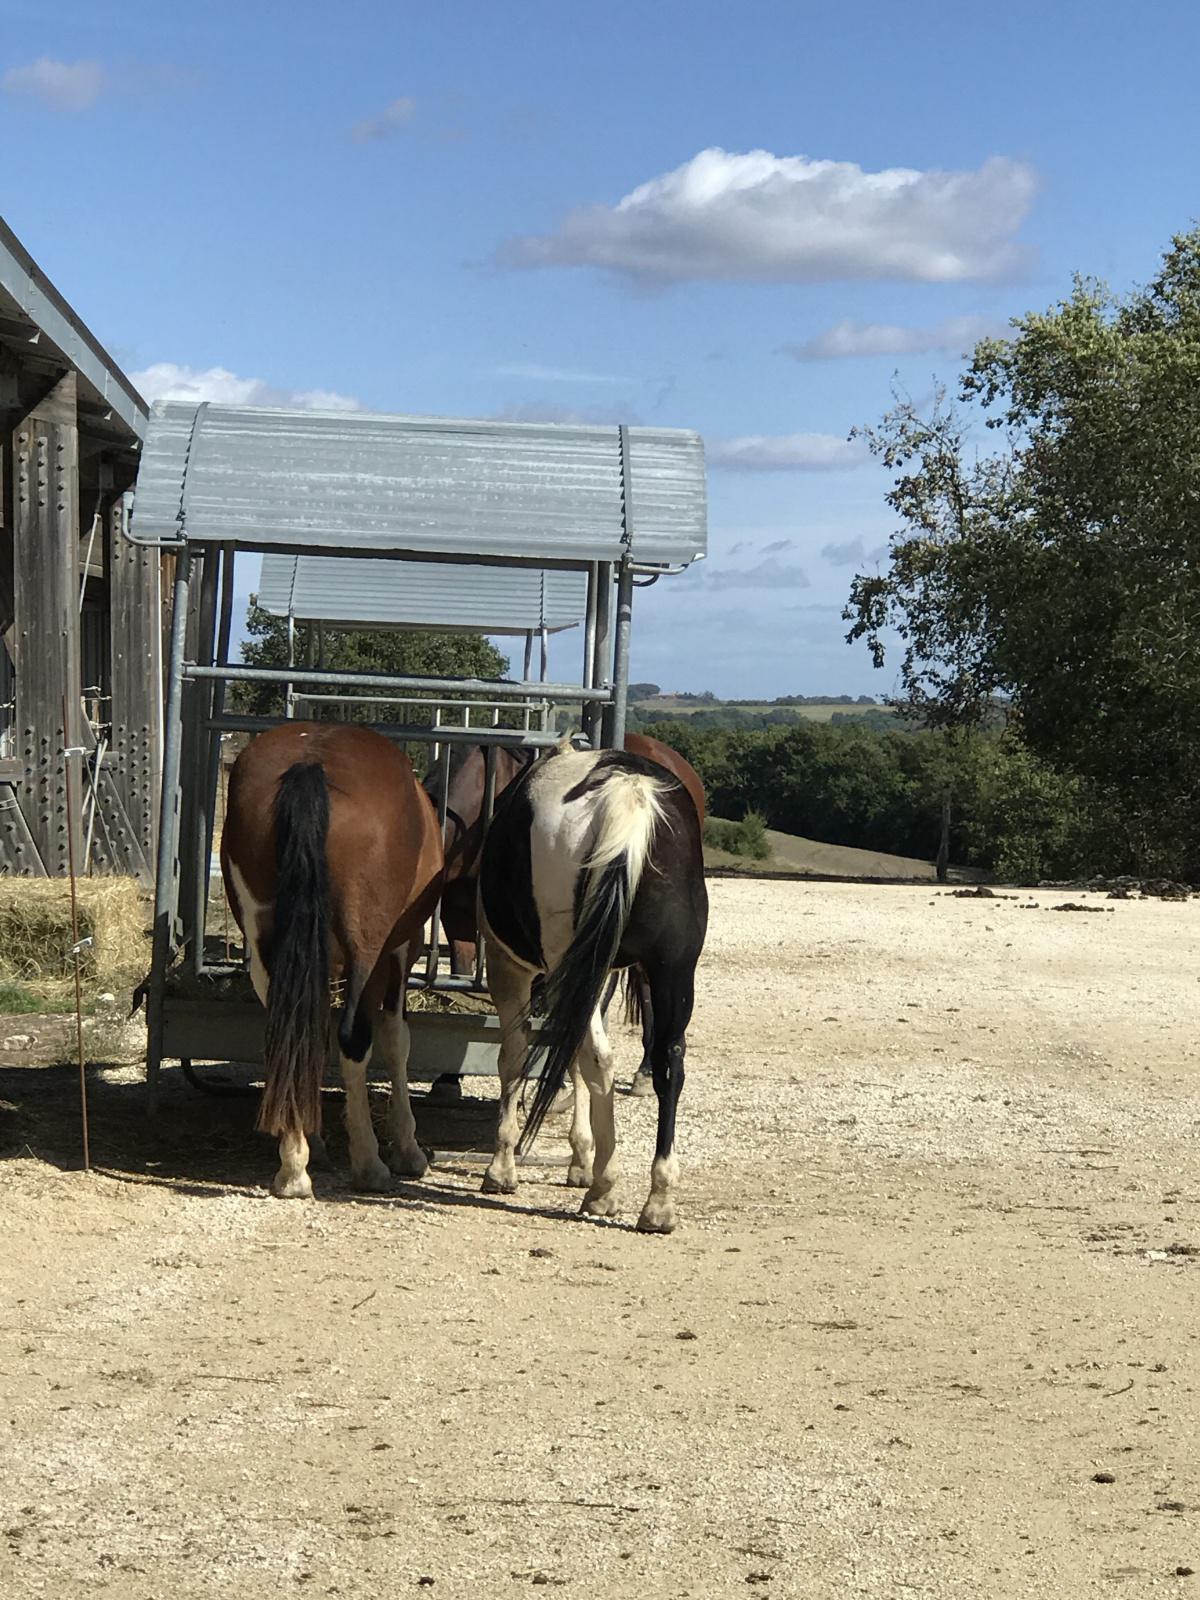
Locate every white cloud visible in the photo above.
<box><xmin>351</xmin><ymin>97</ymin><xmax>416</xmax><ymax>143</ymax></box>
<box><xmin>497</xmin><ymin>147</ymin><xmax>1036</xmax><ymax>284</ymax></box>
<box><xmin>786</xmin><ymin>314</ymin><xmax>1007</xmax><ymax>362</ymax></box>
<box><xmin>707</xmin><ymin>432</ymin><xmax>867</xmax><ymax>472</ymax></box>
<box><xmin>2</xmin><ymin>57</ymin><xmax>105</xmax><ymax>112</ymax></box>
<box><xmin>131</xmin><ymin>362</ymin><xmax>362</xmax><ymax>412</ymax></box>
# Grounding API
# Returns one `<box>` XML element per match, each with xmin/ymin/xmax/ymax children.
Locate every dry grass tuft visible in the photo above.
<box><xmin>0</xmin><ymin>877</ymin><xmax>149</xmax><ymax>1001</ymax></box>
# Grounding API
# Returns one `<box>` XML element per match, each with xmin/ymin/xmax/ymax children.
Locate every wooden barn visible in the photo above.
<box><xmin>0</xmin><ymin>217</ymin><xmax>159</xmax><ymax>881</ymax></box>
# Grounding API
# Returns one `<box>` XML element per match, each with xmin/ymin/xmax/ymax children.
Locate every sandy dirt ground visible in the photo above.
<box><xmin>2</xmin><ymin>880</ymin><xmax>1199</xmax><ymax>1599</ymax></box>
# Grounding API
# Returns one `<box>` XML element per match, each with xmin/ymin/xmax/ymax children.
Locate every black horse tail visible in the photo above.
<box><xmin>256</xmin><ymin>762</ymin><xmax>331</xmax><ymax>1139</ymax></box>
<box><xmin>516</xmin><ymin>769</ymin><xmax>667</xmax><ymax>1154</ymax></box>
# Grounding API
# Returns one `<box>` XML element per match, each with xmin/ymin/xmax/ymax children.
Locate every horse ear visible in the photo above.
<box><xmin>555</xmin><ymin>730</ymin><xmax>575</xmax><ymax>755</ymax></box>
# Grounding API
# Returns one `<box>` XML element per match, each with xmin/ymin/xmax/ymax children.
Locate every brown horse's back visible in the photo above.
<box><xmin>222</xmin><ymin>722</ymin><xmax>442</xmax><ymax>975</ymax></box>
<box><xmin>624</xmin><ymin>733</ymin><xmax>706</xmax><ymax>824</ymax></box>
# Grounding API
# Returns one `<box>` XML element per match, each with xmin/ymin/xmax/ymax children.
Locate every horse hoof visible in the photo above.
<box><xmin>271</xmin><ymin>1173</ymin><xmax>314</xmax><ymax>1200</ymax></box>
<box><xmin>636</xmin><ymin>1202</ymin><xmax>677</xmax><ymax>1235</ymax></box>
<box><xmin>628</xmin><ymin>1072</ymin><xmax>654</xmax><ymax>1098</ymax></box>
<box><xmin>566</xmin><ymin>1163</ymin><xmax>593</xmax><ymax>1189</ymax></box>
<box><xmin>351</xmin><ymin>1160</ymin><xmax>394</xmax><ymax>1194</ymax></box>
<box><xmin>481</xmin><ymin>1170</ymin><xmax>517</xmax><ymax>1195</ymax></box>
<box><xmin>387</xmin><ymin>1144</ymin><xmax>430</xmax><ymax>1180</ymax></box>
<box><xmin>580</xmin><ymin>1191</ymin><xmax>618</xmax><ymax>1219</ymax></box>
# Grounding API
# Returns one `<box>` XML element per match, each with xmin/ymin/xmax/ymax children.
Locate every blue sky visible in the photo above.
<box><xmin>3</xmin><ymin>0</ymin><xmax>1198</xmax><ymax>696</ymax></box>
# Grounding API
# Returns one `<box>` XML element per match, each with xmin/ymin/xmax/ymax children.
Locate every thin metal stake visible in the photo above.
<box><xmin>62</xmin><ymin>695</ymin><xmax>90</xmax><ymax>1172</ymax></box>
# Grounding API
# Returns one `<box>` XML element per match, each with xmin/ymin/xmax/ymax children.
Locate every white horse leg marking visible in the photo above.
<box><xmin>375</xmin><ymin>981</ymin><xmax>428</xmax><ymax>1178</ymax></box>
<box><xmin>637</xmin><ymin>1151</ymin><xmax>679</xmax><ymax>1235</ymax></box>
<box><xmin>341</xmin><ymin>1045</ymin><xmax>391</xmax><ymax>1193</ymax></box>
<box><xmin>272</xmin><ymin>1128</ymin><xmax>313</xmax><ymax>1199</ymax></box>
<box><xmin>227</xmin><ymin>862</ymin><xmax>270</xmax><ymax>1006</ymax></box>
<box><xmin>577</xmin><ymin>1008</ymin><xmax>618</xmax><ymax>1218</ymax></box>
<box><xmin>481</xmin><ymin>937</ymin><xmax>533</xmax><ymax>1196</ymax></box>
<box><xmin>566</xmin><ymin>1057</ymin><xmax>594</xmax><ymax>1188</ymax></box>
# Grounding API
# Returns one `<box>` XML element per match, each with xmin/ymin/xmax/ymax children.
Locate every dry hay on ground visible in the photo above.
<box><xmin>0</xmin><ymin>876</ymin><xmax>148</xmax><ymax>999</ymax></box>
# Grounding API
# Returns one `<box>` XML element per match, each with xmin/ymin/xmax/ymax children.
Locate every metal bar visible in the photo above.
<box><xmin>609</xmin><ymin>559</ymin><xmax>634</xmax><ymax>748</ymax></box>
<box><xmin>184</xmin><ymin>663</ymin><xmax>607</xmax><ymax>703</ymax></box>
<box><xmin>146</xmin><ymin>549</ymin><xmax>197</xmax><ymax>1110</ymax></box>
<box><xmin>186</xmin><ymin>548</ymin><xmax>220</xmax><ymax>977</ymax></box>
<box><xmin>591</xmin><ymin>561</ymin><xmax>613</xmax><ymax>746</ymax></box>
<box><xmin>423</xmin><ymin>739</ymin><xmax>452</xmax><ymax>986</ymax></box>
<box><xmin>285</xmin><ymin>613</ymin><xmax>296</xmax><ymax>719</ymax></box>
<box><xmin>207</xmin><ymin>712</ymin><xmax>574</xmax><ymax>747</ymax></box>
<box><xmin>291</xmin><ymin>692</ymin><xmax>548</xmax><ymax>714</ymax></box>
<box><xmin>474</xmin><ymin>740</ymin><xmax>499</xmax><ymax>989</ymax></box>
<box><xmin>194</xmin><ymin>544</ymin><xmax>235</xmax><ymax>969</ymax></box>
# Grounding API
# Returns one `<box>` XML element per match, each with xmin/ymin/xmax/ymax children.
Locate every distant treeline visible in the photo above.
<box><xmin>626</xmin><ymin>704</ymin><xmax>901</xmax><ymax>733</ymax></box>
<box><xmin>634</xmin><ymin>719</ymin><xmax>1132</xmax><ymax>883</ymax></box>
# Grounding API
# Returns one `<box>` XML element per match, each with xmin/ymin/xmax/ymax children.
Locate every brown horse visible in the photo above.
<box><xmin>221</xmin><ymin>722</ymin><xmax>443</xmax><ymax>1198</ymax></box>
<box><xmin>425</xmin><ymin>732</ymin><xmax>705</xmax><ymax>978</ymax></box>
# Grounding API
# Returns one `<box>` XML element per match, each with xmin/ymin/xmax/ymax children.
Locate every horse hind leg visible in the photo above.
<box><xmin>576</xmin><ymin>1009</ymin><xmax>618</xmax><ymax>1219</ymax></box>
<box><xmin>339</xmin><ymin>972</ymin><xmax>392</xmax><ymax>1193</ymax></box>
<box><xmin>628</xmin><ymin>968</ymin><xmax>655</xmax><ymax>1097</ymax></box>
<box><xmin>376</xmin><ymin>949</ymin><xmax>428</xmax><ymax>1179</ymax></box>
<box><xmin>481</xmin><ymin>939</ymin><xmax>534</xmax><ymax>1196</ymax></box>
<box><xmin>566</xmin><ymin>1056</ymin><xmax>594</xmax><ymax>1188</ymax></box>
<box><xmin>636</xmin><ymin>965</ymin><xmax>694</xmax><ymax>1235</ymax></box>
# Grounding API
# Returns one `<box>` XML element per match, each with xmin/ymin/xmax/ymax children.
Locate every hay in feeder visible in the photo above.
<box><xmin>0</xmin><ymin>877</ymin><xmax>149</xmax><ymax>999</ymax></box>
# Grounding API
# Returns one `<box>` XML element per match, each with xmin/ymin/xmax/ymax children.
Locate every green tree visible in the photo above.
<box><xmin>845</xmin><ymin>228</ymin><xmax>1200</xmax><ymax>878</ymax></box>
<box><xmin>233</xmin><ymin>599</ymin><xmax>510</xmax><ymax>719</ymax></box>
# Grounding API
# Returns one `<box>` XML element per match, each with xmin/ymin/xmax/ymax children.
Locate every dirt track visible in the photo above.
<box><xmin>2</xmin><ymin>880</ymin><xmax>1199</xmax><ymax>1598</ymax></box>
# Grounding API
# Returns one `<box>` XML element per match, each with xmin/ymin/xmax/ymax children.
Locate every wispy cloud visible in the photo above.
<box><xmin>703</xmin><ymin>556</ymin><xmax>811</xmax><ymax>591</ymax></box>
<box><xmin>131</xmin><ymin>362</ymin><xmax>361</xmax><ymax>412</ymax></box>
<box><xmin>350</xmin><ymin>96</ymin><xmax>417</xmax><ymax>143</ymax></box>
<box><xmin>786</xmin><ymin>314</ymin><xmax>1007</xmax><ymax>362</ymax></box>
<box><xmin>492</xmin><ymin>362</ymin><xmax>626</xmax><ymax>384</ymax></box>
<box><xmin>707</xmin><ymin>432</ymin><xmax>868</xmax><ymax>472</ymax></box>
<box><xmin>497</xmin><ymin>147</ymin><xmax>1036</xmax><ymax>285</ymax></box>
<box><xmin>2</xmin><ymin>57</ymin><xmax>106</xmax><ymax>111</ymax></box>
<box><xmin>1</xmin><ymin>55</ymin><xmax>198</xmax><ymax>111</ymax></box>
<box><xmin>821</xmin><ymin>537</ymin><xmax>866</xmax><ymax>565</ymax></box>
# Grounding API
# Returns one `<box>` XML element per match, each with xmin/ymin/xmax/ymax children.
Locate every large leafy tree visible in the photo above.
<box><xmin>232</xmin><ymin>599</ymin><xmax>510</xmax><ymax>718</ymax></box>
<box><xmin>845</xmin><ymin>229</ymin><xmax>1200</xmax><ymax>877</ymax></box>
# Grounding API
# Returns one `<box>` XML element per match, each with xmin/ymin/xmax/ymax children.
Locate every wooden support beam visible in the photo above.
<box><xmin>12</xmin><ymin>369</ymin><xmax>83</xmax><ymax>874</ymax></box>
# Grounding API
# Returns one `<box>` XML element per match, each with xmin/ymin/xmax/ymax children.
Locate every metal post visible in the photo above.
<box><xmin>539</xmin><ymin>628</ymin><xmax>549</xmax><ymax>684</ymax></box>
<box><xmin>185</xmin><ymin>548</ymin><xmax>220</xmax><ymax>976</ymax></box>
<box><xmin>285</xmin><ymin>613</ymin><xmax>296</xmax><ymax>718</ymax></box>
<box><xmin>522</xmin><ymin>631</ymin><xmax>533</xmax><ymax>730</ymax></box>
<box><xmin>609</xmin><ymin>558</ymin><xmax>634</xmax><ymax>748</ymax></box>
<box><xmin>146</xmin><ymin>550</ymin><xmax>198</xmax><ymax>1111</ymax></box>
<box><xmin>474</xmin><ymin>740</ymin><xmax>499</xmax><ymax>989</ymax></box>
<box><xmin>423</xmin><ymin>738</ymin><xmax>452</xmax><ymax>987</ymax></box>
<box><xmin>192</xmin><ymin>544</ymin><xmax>235</xmax><ymax>977</ymax></box>
<box><xmin>592</xmin><ymin>562</ymin><xmax>614</xmax><ymax>747</ymax></box>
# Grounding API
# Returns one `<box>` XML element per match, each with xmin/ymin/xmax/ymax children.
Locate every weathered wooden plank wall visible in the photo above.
<box><xmin>12</xmin><ymin>370</ymin><xmax>83</xmax><ymax>875</ymax></box>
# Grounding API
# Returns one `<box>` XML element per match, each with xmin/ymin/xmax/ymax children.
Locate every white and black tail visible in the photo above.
<box><xmin>516</xmin><ymin>766</ymin><xmax>669</xmax><ymax>1153</ymax></box>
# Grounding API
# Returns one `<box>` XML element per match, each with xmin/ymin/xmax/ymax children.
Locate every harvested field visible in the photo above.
<box><xmin>2</xmin><ymin>880</ymin><xmax>1199</xmax><ymax>1598</ymax></box>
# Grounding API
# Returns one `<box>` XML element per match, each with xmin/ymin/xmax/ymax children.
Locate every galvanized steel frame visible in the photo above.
<box><xmin>144</xmin><ymin>532</ymin><xmax>639</xmax><ymax>1104</ymax></box>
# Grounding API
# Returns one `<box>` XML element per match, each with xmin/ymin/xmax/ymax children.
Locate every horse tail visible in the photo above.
<box><xmin>256</xmin><ymin>762</ymin><xmax>331</xmax><ymax>1139</ymax></box>
<box><xmin>517</xmin><ymin>767</ymin><xmax>669</xmax><ymax>1153</ymax></box>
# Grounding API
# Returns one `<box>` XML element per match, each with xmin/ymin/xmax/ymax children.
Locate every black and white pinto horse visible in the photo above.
<box><xmin>478</xmin><ymin>743</ymin><xmax>708</xmax><ymax>1233</ymax></box>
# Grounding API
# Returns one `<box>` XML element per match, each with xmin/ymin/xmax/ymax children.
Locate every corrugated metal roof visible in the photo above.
<box><xmin>128</xmin><ymin>401</ymin><xmax>707</xmax><ymax>566</ymax></box>
<box><xmin>0</xmin><ymin>216</ymin><xmax>148</xmax><ymax>443</ymax></box>
<box><xmin>257</xmin><ymin>554</ymin><xmax>587</xmax><ymax>634</ymax></box>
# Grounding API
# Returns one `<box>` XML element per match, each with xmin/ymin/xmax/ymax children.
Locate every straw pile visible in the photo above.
<box><xmin>0</xmin><ymin>877</ymin><xmax>149</xmax><ymax>998</ymax></box>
